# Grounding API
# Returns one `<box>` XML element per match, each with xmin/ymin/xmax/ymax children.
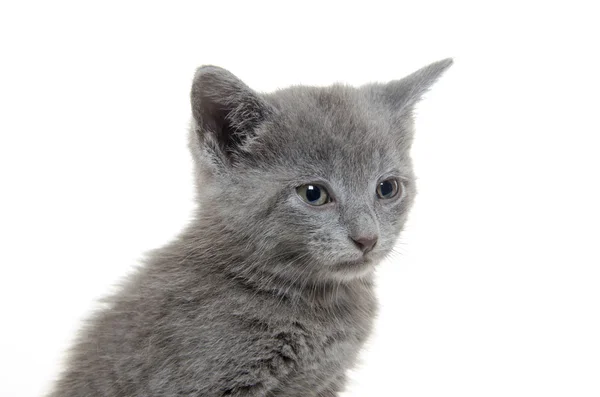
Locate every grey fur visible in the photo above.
<box><xmin>48</xmin><ymin>59</ymin><xmax>452</xmax><ymax>397</ymax></box>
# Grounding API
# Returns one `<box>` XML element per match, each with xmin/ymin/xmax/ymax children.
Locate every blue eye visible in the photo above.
<box><xmin>377</xmin><ymin>179</ymin><xmax>400</xmax><ymax>199</ymax></box>
<box><xmin>296</xmin><ymin>184</ymin><xmax>331</xmax><ymax>206</ymax></box>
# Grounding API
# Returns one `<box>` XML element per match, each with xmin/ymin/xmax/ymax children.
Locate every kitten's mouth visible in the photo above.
<box><xmin>332</xmin><ymin>257</ymin><xmax>375</xmax><ymax>275</ymax></box>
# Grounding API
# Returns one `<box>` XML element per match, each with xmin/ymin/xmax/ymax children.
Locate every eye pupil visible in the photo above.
<box><xmin>380</xmin><ymin>181</ymin><xmax>393</xmax><ymax>196</ymax></box>
<box><xmin>305</xmin><ymin>185</ymin><xmax>321</xmax><ymax>203</ymax></box>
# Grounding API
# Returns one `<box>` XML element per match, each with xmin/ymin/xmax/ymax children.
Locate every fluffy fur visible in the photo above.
<box><xmin>48</xmin><ymin>59</ymin><xmax>452</xmax><ymax>396</ymax></box>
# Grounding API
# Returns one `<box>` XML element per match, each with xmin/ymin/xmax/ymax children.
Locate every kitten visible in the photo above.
<box><xmin>48</xmin><ymin>59</ymin><xmax>452</xmax><ymax>396</ymax></box>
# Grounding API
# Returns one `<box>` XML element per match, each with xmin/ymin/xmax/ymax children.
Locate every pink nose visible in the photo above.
<box><xmin>351</xmin><ymin>236</ymin><xmax>378</xmax><ymax>254</ymax></box>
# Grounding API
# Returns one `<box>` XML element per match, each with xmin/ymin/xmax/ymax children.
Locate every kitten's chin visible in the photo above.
<box><xmin>328</xmin><ymin>257</ymin><xmax>376</xmax><ymax>282</ymax></box>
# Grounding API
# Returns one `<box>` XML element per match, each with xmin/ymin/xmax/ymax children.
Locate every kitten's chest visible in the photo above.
<box><xmin>226</xmin><ymin>279</ymin><xmax>377</xmax><ymax>393</ymax></box>
<box><xmin>275</xmin><ymin>303</ymin><xmax>375</xmax><ymax>395</ymax></box>
<box><xmin>303</xmin><ymin>318</ymin><xmax>368</xmax><ymax>369</ymax></box>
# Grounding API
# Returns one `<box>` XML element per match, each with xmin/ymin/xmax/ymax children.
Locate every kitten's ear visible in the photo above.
<box><xmin>373</xmin><ymin>58</ymin><xmax>453</xmax><ymax>113</ymax></box>
<box><xmin>190</xmin><ymin>66</ymin><xmax>273</xmax><ymax>161</ymax></box>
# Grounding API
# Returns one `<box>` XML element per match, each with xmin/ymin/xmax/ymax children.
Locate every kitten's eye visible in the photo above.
<box><xmin>376</xmin><ymin>178</ymin><xmax>401</xmax><ymax>199</ymax></box>
<box><xmin>296</xmin><ymin>184</ymin><xmax>332</xmax><ymax>206</ymax></box>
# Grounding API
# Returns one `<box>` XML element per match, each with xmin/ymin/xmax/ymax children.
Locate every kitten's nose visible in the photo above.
<box><xmin>351</xmin><ymin>236</ymin><xmax>378</xmax><ymax>254</ymax></box>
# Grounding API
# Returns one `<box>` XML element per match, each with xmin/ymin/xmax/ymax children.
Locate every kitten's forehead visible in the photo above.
<box><xmin>260</xmin><ymin>85</ymin><xmax>408</xmax><ymax>178</ymax></box>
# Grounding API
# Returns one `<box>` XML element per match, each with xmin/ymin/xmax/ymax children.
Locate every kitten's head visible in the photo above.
<box><xmin>189</xmin><ymin>60</ymin><xmax>452</xmax><ymax>283</ymax></box>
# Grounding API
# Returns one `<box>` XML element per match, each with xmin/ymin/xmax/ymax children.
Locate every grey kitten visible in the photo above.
<box><xmin>48</xmin><ymin>59</ymin><xmax>452</xmax><ymax>397</ymax></box>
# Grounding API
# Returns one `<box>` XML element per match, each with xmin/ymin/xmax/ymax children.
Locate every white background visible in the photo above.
<box><xmin>1</xmin><ymin>1</ymin><xmax>599</xmax><ymax>396</ymax></box>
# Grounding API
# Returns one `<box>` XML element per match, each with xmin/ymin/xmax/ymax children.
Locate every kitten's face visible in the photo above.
<box><xmin>189</xmin><ymin>61</ymin><xmax>451</xmax><ymax>282</ymax></box>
